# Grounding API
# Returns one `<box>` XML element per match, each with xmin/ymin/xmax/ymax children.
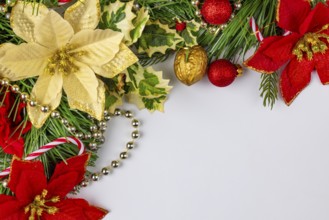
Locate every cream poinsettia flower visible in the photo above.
<box><xmin>0</xmin><ymin>0</ymin><xmax>138</xmax><ymax>128</ymax></box>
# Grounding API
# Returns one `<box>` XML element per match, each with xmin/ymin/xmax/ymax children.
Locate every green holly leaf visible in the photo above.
<box><xmin>125</xmin><ymin>63</ymin><xmax>172</xmax><ymax>112</ymax></box>
<box><xmin>100</xmin><ymin>1</ymin><xmax>136</xmax><ymax>44</ymax></box>
<box><xmin>137</xmin><ymin>20</ymin><xmax>184</xmax><ymax>57</ymax></box>
<box><xmin>130</xmin><ymin>8</ymin><xmax>150</xmax><ymax>45</ymax></box>
<box><xmin>180</xmin><ymin>20</ymin><xmax>200</xmax><ymax>47</ymax></box>
<box><xmin>104</xmin><ymin>74</ymin><xmax>126</xmax><ymax>113</ymax></box>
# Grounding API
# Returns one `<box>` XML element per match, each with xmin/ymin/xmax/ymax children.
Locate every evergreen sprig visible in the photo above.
<box><xmin>259</xmin><ymin>72</ymin><xmax>279</xmax><ymax>109</ymax></box>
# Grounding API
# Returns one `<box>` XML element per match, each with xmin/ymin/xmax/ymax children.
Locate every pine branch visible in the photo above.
<box><xmin>259</xmin><ymin>72</ymin><xmax>279</xmax><ymax>109</ymax></box>
<box><xmin>138</xmin><ymin>52</ymin><xmax>171</xmax><ymax>67</ymax></box>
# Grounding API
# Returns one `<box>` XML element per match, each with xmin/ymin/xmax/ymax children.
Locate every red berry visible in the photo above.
<box><xmin>201</xmin><ymin>0</ymin><xmax>232</xmax><ymax>25</ymax></box>
<box><xmin>176</xmin><ymin>22</ymin><xmax>187</xmax><ymax>31</ymax></box>
<box><xmin>58</xmin><ymin>0</ymin><xmax>71</xmax><ymax>3</ymax></box>
<box><xmin>208</xmin><ymin>59</ymin><xmax>238</xmax><ymax>87</ymax></box>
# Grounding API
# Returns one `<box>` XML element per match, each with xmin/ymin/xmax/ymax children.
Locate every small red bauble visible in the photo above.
<box><xmin>176</xmin><ymin>21</ymin><xmax>187</xmax><ymax>31</ymax></box>
<box><xmin>201</xmin><ymin>0</ymin><xmax>233</xmax><ymax>25</ymax></box>
<box><xmin>208</xmin><ymin>59</ymin><xmax>241</xmax><ymax>87</ymax></box>
<box><xmin>58</xmin><ymin>0</ymin><xmax>72</xmax><ymax>3</ymax></box>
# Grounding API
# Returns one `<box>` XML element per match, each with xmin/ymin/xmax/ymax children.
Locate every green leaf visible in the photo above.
<box><xmin>124</xmin><ymin>63</ymin><xmax>172</xmax><ymax>112</ymax></box>
<box><xmin>130</xmin><ymin>8</ymin><xmax>150</xmax><ymax>45</ymax></box>
<box><xmin>103</xmin><ymin>74</ymin><xmax>126</xmax><ymax>112</ymax></box>
<box><xmin>137</xmin><ymin>20</ymin><xmax>184</xmax><ymax>57</ymax></box>
<box><xmin>99</xmin><ymin>1</ymin><xmax>136</xmax><ymax>44</ymax></box>
<box><xmin>180</xmin><ymin>20</ymin><xmax>200</xmax><ymax>47</ymax></box>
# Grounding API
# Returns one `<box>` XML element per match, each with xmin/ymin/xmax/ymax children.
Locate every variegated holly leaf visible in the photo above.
<box><xmin>124</xmin><ymin>63</ymin><xmax>172</xmax><ymax>112</ymax></box>
<box><xmin>99</xmin><ymin>1</ymin><xmax>136</xmax><ymax>44</ymax></box>
<box><xmin>104</xmin><ymin>74</ymin><xmax>126</xmax><ymax>113</ymax></box>
<box><xmin>137</xmin><ymin>20</ymin><xmax>184</xmax><ymax>57</ymax></box>
<box><xmin>180</xmin><ymin>20</ymin><xmax>200</xmax><ymax>47</ymax></box>
<box><xmin>130</xmin><ymin>8</ymin><xmax>149</xmax><ymax>45</ymax></box>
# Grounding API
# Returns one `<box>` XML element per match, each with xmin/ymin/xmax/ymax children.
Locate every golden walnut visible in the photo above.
<box><xmin>174</xmin><ymin>46</ymin><xmax>208</xmax><ymax>86</ymax></box>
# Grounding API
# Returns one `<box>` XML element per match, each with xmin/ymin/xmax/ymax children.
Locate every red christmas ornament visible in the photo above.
<box><xmin>201</xmin><ymin>0</ymin><xmax>232</xmax><ymax>25</ymax></box>
<box><xmin>208</xmin><ymin>59</ymin><xmax>242</xmax><ymax>87</ymax></box>
<box><xmin>176</xmin><ymin>21</ymin><xmax>187</xmax><ymax>31</ymax></box>
<box><xmin>58</xmin><ymin>0</ymin><xmax>72</xmax><ymax>4</ymax></box>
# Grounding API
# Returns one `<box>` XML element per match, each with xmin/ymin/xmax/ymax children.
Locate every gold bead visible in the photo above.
<box><xmin>40</xmin><ymin>106</ymin><xmax>50</xmax><ymax>113</ymax></box>
<box><xmin>1</xmin><ymin>78</ymin><xmax>9</xmax><ymax>86</ymax></box>
<box><xmin>126</xmin><ymin>142</ymin><xmax>134</xmax><ymax>149</ymax></box>
<box><xmin>111</xmin><ymin>160</ymin><xmax>120</xmax><ymax>168</ymax></box>
<box><xmin>125</xmin><ymin>110</ymin><xmax>133</xmax><ymax>118</ymax></box>
<box><xmin>29</xmin><ymin>100</ymin><xmax>37</xmax><ymax>107</ymax></box>
<box><xmin>20</xmin><ymin>92</ymin><xmax>29</xmax><ymax>101</ymax></box>
<box><xmin>51</xmin><ymin>111</ymin><xmax>60</xmax><ymax>118</ymax></box>
<box><xmin>91</xmin><ymin>173</ymin><xmax>99</xmax><ymax>181</ymax></box>
<box><xmin>114</xmin><ymin>108</ymin><xmax>121</xmax><ymax>116</ymax></box>
<box><xmin>132</xmin><ymin>130</ymin><xmax>140</xmax><ymax>139</ymax></box>
<box><xmin>120</xmin><ymin>152</ymin><xmax>128</xmax><ymax>159</ymax></box>
<box><xmin>10</xmin><ymin>84</ymin><xmax>19</xmax><ymax>93</ymax></box>
<box><xmin>102</xmin><ymin>167</ymin><xmax>110</xmax><ymax>175</ymax></box>
<box><xmin>132</xmin><ymin>119</ymin><xmax>140</xmax><ymax>127</ymax></box>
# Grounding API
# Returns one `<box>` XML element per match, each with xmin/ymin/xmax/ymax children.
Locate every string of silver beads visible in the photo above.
<box><xmin>79</xmin><ymin>108</ymin><xmax>141</xmax><ymax>188</ymax></box>
<box><xmin>191</xmin><ymin>0</ymin><xmax>242</xmax><ymax>33</ymax></box>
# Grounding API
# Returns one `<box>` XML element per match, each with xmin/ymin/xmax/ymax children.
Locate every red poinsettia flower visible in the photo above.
<box><xmin>244</xmin><ymin>0</ymin><xmax>329</xmax><ymax>105</ymax></box>
<box><xmin>0</xmin><ymin>90</ymin><xmax>31</xmax><ymax>157</ymax></box>
<box><xmin>0</xmin><ymin>154</ymin><xmax>108</xmax><ymax>220</ymax></box>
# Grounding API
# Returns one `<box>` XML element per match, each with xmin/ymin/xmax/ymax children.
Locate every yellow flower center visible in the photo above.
<box><xmin>24</xmin><ymin>189</ymin><xmax>60</xmax><ymax>220</ymax></box>
<box><xmin>293</xmin><ymin>24</ymin><xmax>329</xmax><ymax>61</ymax></box>
<box><xmin>45</xmin><ymin>44</ymin><xmax>87</xmax><ymax>75</ymax></box>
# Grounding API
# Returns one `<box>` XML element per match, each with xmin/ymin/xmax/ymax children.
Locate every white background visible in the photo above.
<box><xmin>77</xmin><ymin>56</ymin><xmax>329</xmax><ymax>220</ymax></box>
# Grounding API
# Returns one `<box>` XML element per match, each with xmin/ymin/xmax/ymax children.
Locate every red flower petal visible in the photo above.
<box><xmin>277</xmin><ymin>0</ymin><xmax>311</xmax><ymax>33</ymax></box>
<box><xmin>47</xmin><ymin>172</ymin><xmax>80</xmax><ymax>199</ymax></box>
<box><xmin>244</xmin><ymin>36</ymin><xmax>292</xmax><ymax>73</ymax></box>
<box><xmin>299</xmin><ymin>3</ymin><xmax>329</xmax><ymax>34</ymax></box>
<box><xmin>48</xmin><ymin>154</ymin><xmax>90</xmax><ymax>198</ymax></box>
<box><xmin>43</xmin><ymin>198</ymin><xmax>108</xmax><ymax>220</ymax></box>
<box><xmin>0</xmin><ymin>195</ymin><xmax>27</xmax><ymax>219</ymax></box>
<box><xmin>262</xmin><ymin>33</ymin><xmax>300</xmax><ymax>64</ymax></box>
<box><xmin>314</xmin><ymin>51</ymin><xmax>329</xmax><ymax>84</ymax></box>
<box><xmin>1</xmin><ymin>137</ymin><xmax>25</xmax><ymax>158</ymax></box>
<box><xmin>8</xmin><ymin>158</ymin><xmax>47</xmax><ymax>204</ymax></box>
<box><xmin>280</xmin><ymin>58</ymin><xmax>315</xmax><ymax>105</ymax></box>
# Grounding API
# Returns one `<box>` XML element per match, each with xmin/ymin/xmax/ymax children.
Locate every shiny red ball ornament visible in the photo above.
<box><xmin>176</xmin><ymin>21</ymin><xmax>187</xmax><ymax>31</ymax></box>
<box><xmin>58</xmin><ymin>0</ymin><xmax>72</xmax><ymax>4</ymax></box>
<box><xmin>201</xmin><ymin>0</ymin><xmax>233</xmax><ymax>25</ymax></box>
<box><xmin>208</xmin><ymin>59</ymin><xmax>241</xmax><ymax>87</ymax></box>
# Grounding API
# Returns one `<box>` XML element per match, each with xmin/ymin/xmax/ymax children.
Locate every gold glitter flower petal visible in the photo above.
<box><xmin>31</xmin><ymin>71</ymin><xmax>63</xmax><ymax>109</ymax></box>
<box><xmin>27</xmin><ymin>77</ymin><xmax>62</xmax><ymax>128</ymax></box>
<box><xmin>95</xmin><ymin>43</ymin><xmax>138</xmax><ymax>78</ymax></box>
<box><xmin>64</xmin><ymin>64</ymin><xmax>105</xmax><ymax>120</ymax></box>
<box><xmin>0</xmin><ymin>43</ymin><xmax>52</xmax><ymax>81</ymax></box>
<box><xmin>11</xmin><ymin>1</ymin><xmax>49</xmax><ymax>43</ymax></box>
<box><xmin>64</xmin><ymin>0</ymin><xmax>101</xmax><ymax>33</ymax></box>
<box><xmin>35</xmin><ymin>11</ymin><xmax>74</xmax><ymax>49</ymax></box>
<box><xmin>28</xmin><ymin>72</ymin><xmax>63</xmax><ymax>128</ymax></box>
<box><xmin>63</xmin><ymin>61</ymin><xmax>99</xmax><ymax>105</ymax></box>
<box><xmin>70</xmin><ymin>29</ymin><xmax>123</xmax><ymax>66</ymax></box>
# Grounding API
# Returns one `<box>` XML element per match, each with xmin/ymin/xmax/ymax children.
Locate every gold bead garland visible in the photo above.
<box><xmin>77</xmin><ymin>108</ymin><xmax>141</xmax><ymax>189</ymax></box>
<box><xmin>0</xmin><ymin>79</ymin><xmax>141</xmax><ymax>190</ymax></box>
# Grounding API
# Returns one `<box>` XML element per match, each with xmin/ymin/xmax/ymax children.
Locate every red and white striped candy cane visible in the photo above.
<box><xmin>0</xmin><ymin>137</ymin><xmax>84</xmax><ymax>178</ymax></box>
<box><xmin>249</xmin><ymin>17</ymin><xmax>264</xmax><ymax>42</ymax></box>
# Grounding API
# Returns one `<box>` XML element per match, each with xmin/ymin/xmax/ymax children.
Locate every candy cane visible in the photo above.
<box><xmin>0</xmin><ymin>137</ymin><xmax>84</xmax><ymax>178</ymax></box>
<box><xmin>249</xmin><ymin>17</ymin><xmax>264</xmax><ymax>42</ymax></box>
